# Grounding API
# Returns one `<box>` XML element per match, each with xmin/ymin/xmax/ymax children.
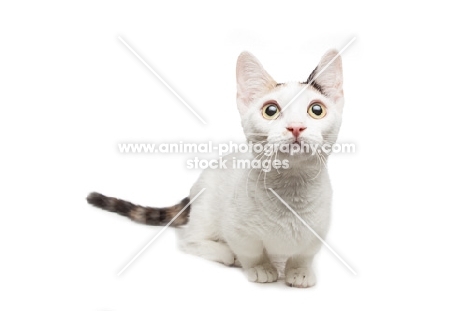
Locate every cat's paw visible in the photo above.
<box><xmin>220</xmin><ymin>253</ymin><xmax>241</xmax><ymax>267</ymax></box>
<box><xmin>218</xmin><ymin>249</ymin><xmax>237</xmax><ymax>266</ymax></box>
<box><xmin>246</xmin><ymin>264</ymin><xmax>278</xmax><ymax>283</ymax></box>
<box><xmin>233</xmin><ymin>257</ymin><xmax>242</xmax><ymax>268</ymax></box>
<box><xmin>285</xmin><ymin>267</ymin><xmax>316</xmax><ymax>288</ymax></box>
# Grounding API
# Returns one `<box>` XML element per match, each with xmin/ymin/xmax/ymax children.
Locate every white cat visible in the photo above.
<box><xmin>87</xmin><ymin>50</ymin><xmax>344</xmax><ymax>287</ymax></box>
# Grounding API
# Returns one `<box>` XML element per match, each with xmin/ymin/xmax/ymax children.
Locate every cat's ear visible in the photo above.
<box><xmin>236</xmin><ymin>51</ymin><xmax>277</xmax><ymax>115</ymax></box>
<box><xmin>306</xmin><ymin>49</ymin><xmax>343</xmax><ymax>99</ymax></box>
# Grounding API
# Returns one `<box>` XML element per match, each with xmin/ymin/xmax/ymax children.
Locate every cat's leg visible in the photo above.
<box><xmin>228</xmin><ymin>238</ymin><xmax>278</xmax><ymax>283</ymax></box>
<box><xmin>285</xmin><ymin>254</ymin><xmax>316</xmax><ymax>288</ymax></box>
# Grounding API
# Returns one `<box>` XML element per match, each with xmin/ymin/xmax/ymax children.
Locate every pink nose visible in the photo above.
<box><xmin>286</xmin><ymin>125</ymin><xmax>307</xmax><ymax>138</ymax></box>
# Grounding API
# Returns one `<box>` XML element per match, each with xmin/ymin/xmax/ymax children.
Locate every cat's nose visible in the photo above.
<box><xmin>286</xmin><ymin>125</ymin><xmax>307</xmax><ymax>138</ymax></box>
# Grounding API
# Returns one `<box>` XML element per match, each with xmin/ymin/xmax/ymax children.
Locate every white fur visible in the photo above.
<box><xmin>179</xmin><ymin>50</ymin><xmax>344</xmax><ymax>287</ymax></box>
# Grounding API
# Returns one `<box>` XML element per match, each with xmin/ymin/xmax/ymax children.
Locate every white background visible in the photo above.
<box><xmin>1</xmin><ymin>1</ymin><xmax>467</xmax><ymax>310</ymax></box>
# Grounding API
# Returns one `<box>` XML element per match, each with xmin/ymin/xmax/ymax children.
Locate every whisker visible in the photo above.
<box><xmin>263</xmin><ymin>154</ymin><xmax>274</xmax><ymax>201</ymax></box>
<box><xmin>254</xmin><ymin>151</ymin><xmax>268</xmax><ymax>206</ymax></box>
<box><xmin>274</xmin><ymin>149</ymin><xmax>280</xmax><ymax>174</ymax></box>
<box><xmin>245</xmin><ymin>150</ymin><xmax>266</xmax><ymax>195</ymax></box>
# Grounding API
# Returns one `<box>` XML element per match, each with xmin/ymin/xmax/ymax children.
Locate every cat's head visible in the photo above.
<box><xmin>236</xmin><ymin>50</ymin><xmax>344</xmax><ymax>159</ymax></box>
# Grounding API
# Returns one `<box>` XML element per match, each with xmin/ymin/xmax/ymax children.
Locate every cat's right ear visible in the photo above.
<box><xmin>236</xmin><ymin>52</ymin><xmax>276</xmax><ymax>115</ymax></box>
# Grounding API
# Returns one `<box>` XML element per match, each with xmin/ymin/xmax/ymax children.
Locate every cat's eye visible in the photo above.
<box><xmin>262</xmin><ymin>102</ymin><xmax>280</xmax><ymax>120</ymax></box>
<box><xmin>308</xmin><ymin>102</ymin><xmax>326</xmax><ymax>119</ymax></box>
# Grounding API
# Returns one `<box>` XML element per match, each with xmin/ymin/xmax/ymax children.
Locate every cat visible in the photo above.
<box><xmin>87</xmin><ymin>49</ymin><xmax>344</xmax><ymax>288</ymax></box>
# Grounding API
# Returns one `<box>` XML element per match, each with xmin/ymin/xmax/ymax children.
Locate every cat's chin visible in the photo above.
<box><xmin>284</xmin><ymin>152</ymin><xmax>312</xmax><ymax>160</ymax></box>
<box><xmin>278</xmin><ymin>150</ymin><xmax>316</xmax><ymax>161</ymax></box>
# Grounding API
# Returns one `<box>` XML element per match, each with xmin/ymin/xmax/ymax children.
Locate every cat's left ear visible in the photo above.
<box><xmin>236</xmin><ymin>51</ymin><xmax>277</xmax><ymax>115</ymax></box>
<box><xmin>306</xmin><ymin>49</ymin><xmax>343</xmax><ymax>100</ymax></box>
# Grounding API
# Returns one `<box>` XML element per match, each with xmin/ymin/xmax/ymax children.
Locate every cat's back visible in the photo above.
<box><xmin>189</xmin><ymin>152</ymin><xmax>255</xmax><ymax>211</ymax></box>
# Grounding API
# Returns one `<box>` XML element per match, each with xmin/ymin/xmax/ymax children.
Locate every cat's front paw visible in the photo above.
<box><xmin>247</xmin><ymin>264</ymin><xmax>278</xmax><ymax>283</ymax></box>
<box><xmin>285</xmin><ymin>267</ymin><xmax>316</xmax><ymax>288</ymax></box>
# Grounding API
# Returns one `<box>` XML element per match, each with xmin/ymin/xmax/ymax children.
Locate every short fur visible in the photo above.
<box><xmin>87</xmin><ymin>50</ymin><xmax>344</xmax><ymax>288</ymax></box>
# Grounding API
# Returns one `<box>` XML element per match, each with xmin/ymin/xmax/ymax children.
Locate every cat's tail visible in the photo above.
<box><xmin>86</xmin><ymin>192</ymin><xmax>191</xmax><ymax>227</ymax></box>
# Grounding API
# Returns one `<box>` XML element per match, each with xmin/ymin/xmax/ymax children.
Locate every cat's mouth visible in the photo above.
<box><xmin>291</xmin><ymin>138</ymin><xmax>309</xmax><ymax>146</ymax></box>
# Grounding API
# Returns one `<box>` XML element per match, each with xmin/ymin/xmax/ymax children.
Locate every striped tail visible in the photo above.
<box><xmin>86</xmin><ymin>192</ymin><xmax>191</xmax><ymax>227</ymax></box>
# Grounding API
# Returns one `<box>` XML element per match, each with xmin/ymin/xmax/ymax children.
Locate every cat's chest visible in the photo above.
<box><xmin>255</xmin><ymin>191</ymin><xmax>331</xmax><ymax>245</ymax></box>
<box><xmin>263</xmin><ymin>206</ymin><xmax>325</xmax><ymax>234</ymax></box>
<box><xmin>261</xmin><ymin>214</ymin><xmax>319</xmax><ymax>253</ymax></box>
